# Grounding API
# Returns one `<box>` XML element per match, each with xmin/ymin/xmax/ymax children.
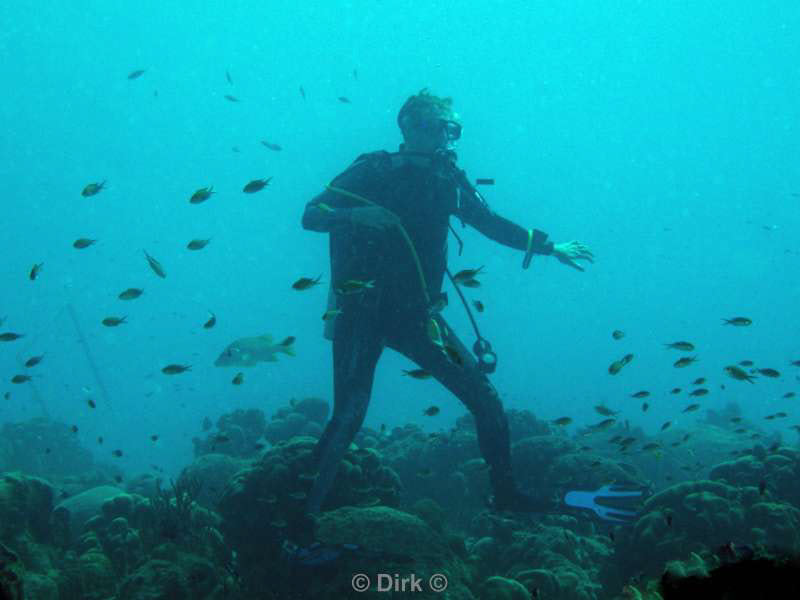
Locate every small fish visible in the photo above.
<box><xmin>299</xmin><ymin>85</ymin><xmax>306</xmax><ymax>100</ymax></box>
<box><xmin>452</xmin><ymin>266</ymin><xmax>484</xmax><ymax>283</ymax></box>
<box><xmin>666</xmin><ymin>514</ymin><xmax>673</xmax><ymax>527</ymax></box>
<box><xmin>423</xmin><ymin>406</ymin><xmax>440</xmax><ymax>416</ymax></box>
<box><xmin>692</xmin><ymin>377</ymin><xmax>706</xmax><ymax>385</ymax></box>
<box><xmin>3</xmin><ymin>392</ymin><xmax>9</xmax><ymax>400</ymax></box>
<box><xmin>11</xmin><ymin>375</ymin><xmax>32</xmax><ymax>384</ymax></box>
<box><xmin>81</xmin><ymin>181</ymin><xmax>106</xmax><ymax>197</ymax></box>
<box><xmin>594</xmin><ymin>405</ymin><xmax>618</xmax><ymax>417</ymax></box>
<box><xmin>683</xmin><ymin>403</ymin><xmax>701</xmax><ymax>413</ymax></box>
<box><xmin>87</xmin><ymin>399</ymin><xmax>96</xmax><ymax>409</ymax></box>
<box><xmin>730</xmin><ymin>417</ymin><xmax>742</xmax><ymax>423</ymax></box>
<box><xmin>189</xmin><ymin>186</ymin><xmax>214</xmax><ymax>204</ymax></box>
<box><xmin>150</xmin><ymin>434</ymin><xmax>159</xmax><ymax>442</ymax></box>
<box><xmin>143</xmin><ymin>250</ymin><xmax>166</xmax><ymax>278</ymax></box>
<box><xmin>322</xmin><ymin>309</ymin><xmax>343</xmax><ymax>321</ymax></box>
<box><xmin>215</xmin><ymin>334</ymin><xmax>295</xmax><ymax>367</ymax></box>
<box><xmin>612</xmin><ymin>330</ymin><xmax>625</xmax><ymax>340</ymax></box>
<box><xmin>127</xmin><ymin>69</ymin><xmax>146</xmax><ymax>80</ymax></box>
<box><xmin>112</xmin><ymin>449</ymin><xmax>123</xmax><ymax>458</ymax></box>
<box><xmin>739</xmin><ymin>360</ymin><xmax>754</xmax><ymax>367</ymax></box>
<box><xmin>338</xmin><ymin>96</ymin><xmax>351</xmax><ymax>103</ymax></box>
<box><xmin>242</xmin><ymin>177</ymin><xmax>272</xmax><ymax>193</ymax></box>
<box><xmin>261</xmin><ymin>140</ymin><xmax>282</xmax><ymax>151</ymax></box>
<box><xmin>674</xmin><ymin>356</ymin><xmax>698</xmax><ymax>368</ymax></box>
<box><xmin>118</xmin><ymin>288</ymin><xmax>143</xmax><ymax>300</ymax></box>
<box><xmin>660</xmin><ymin>421</ymin><xmax>672</xmax><ymax>431</ymax></box>
<box><xmin>203</xmin><ymin>312</ymin><xmax>216</xmax><ymax>329</ymax></box>
<box><xmin>29</xmin><ymin>263</ymin><xmax>44</xmax><ymax>280</ymax></box>
<box><xmin>73</xmin><ymin>238</ymin><xmax>97</xmax><ymax>249</ymax></box>
<box><xmin>758</xmin><ymin>480</ymin><xmax>766</xmax><ymax>495</ymax></box>
<box><xmin>790</xmin><ymin>360</ymin><xmax>800</xmax><ymax>367</ymax></box>
<box><xmin>783</xmin><ymin>392</ymin><xmax>796</xmax><ymax>399</ymax></box>
<box><xmin>631</xmin><ymin>391</ymin><xmax>650</xmax><ymax>399</ymax></box>
<box><xmin>403</xmin><ymin>369</ymin><xmax>431</xmax><ymax>379</ymax></box>
<box><xmin>335</xmin><ymin>279</ymin><xmax>375</xmax><ymax>294</ymax></box>
<box><xmin>642</xmin><ymin>402</ymin><xmax>649</xmax><ymax>412</ymax></box>
<box><xmin>689</xmin><ymin>388</ymin><xmax>709</xmax><ymax>397</ymax></box>
<box><xmin>723</xmin><ymin>317</ymin><xmax>751</xmax><ymax>326</ymax></box>
<box><xmin>224</xmin><ymin>94</ymin><xmax>239</xmax><ymax>102</ymax></box>
<box><xmin>102</xmin><ymin>316</ymin><xmax>127</xmax><ymax>327</ymax></box>
<box><xmin>114</xmin><ymin>475</ymin><xmax>123</xmax><ymax>483</ymax></box>
<box><xmin>292</xmin><ymin>275</ymin><xmax>322</xmax><ymax>290</ymax></box>
<box><xmin>187</xmin><ymin>239</ymin><xmax>211</xmax><ymax>251</ymax></box>
<box><xmin>683</xmin><ymin>433</ymin><xmax>691</xmax><ymax>442</ymax></box>
<box><xmin>774</xmin><ymin>411</ymin><xmax>788</xmax><ymax>418</ymax></box>
<box><xmin>665</xmin><ymin>341</ymin><xmax>695</xmax><ymax>351</ymax></box>
<box><xmin>642</xmin><ymin>442</ymin><xmax>661</xmax><ymax>451</ymax></box>
<box><xmin>459</xmin><ymin>279</ymin><xmax>481</xmax><ymax>288</ymax></box>
<box><xmin>552</xmin><ymin>417</ymin><xmax>573</xmax><ymax>426</ymax></box>
<box><xmin>24</xmin><ymin>355</ymin><xmax>44</xmax><ymax>367</ymax></box>
<box><xmin>724</xmin><ymin>365</ymin><xmax>757</xmax><ymax>383</ymax></box>
<box><xmin>225</xmin><ymin>70</ymin><xmax>233</xmax><ymax>84</ymax></box>
<box><xmin>670</xmin><ymin>388</ymin><xmax>681</xmax><ymax>394</ymax></box>
<box><xmin>588</xmin><ymin>418</ymin><xmax>616</xmax><ymax>432</ymax></box>
<box><xmin>162</xmin><ymin>364</ymin><xmax>191</xmax><ymax>375</ymax></box>
<box><xmin>70</xmin><ymin>425</ymin><xmax>78</xmax><ymax>433</ymax></box>
<box><xmin>443</xmin><ymin>344</ymin><xmax>463</xmax><ymax>366</ymax></box>
<box><xmin>0</xmin><ymin>332</ymin><xmax>24</xmax><ymax>342</ymax></box>
<box><xmin>232</xmin><ymin>372</ymin><xmax>244</xmax><ymax>385</ymax></box>
<box><xmin>352</xmin><ymin>68</ymin><xmax>358</xmax><ymax>80</ymax></box>
<box><xmin>472</xmin><ymin>300</ymin><xmax>484</xmax><ymax>313</ymax></box>
<box><xmin>608</xmin><ymin>360</ymin><xmax>625</xmax><ymax>375</ymax></box>
<box><xmin>756</xmin><ymin>368</ymin><xmax>780</xmax><ymax>378</ymax></box>
<box><xmin>213</xmin><ymin>434</ymin><xmax>230</xmax><ymax>443</ymax></box>
<box><xmin>622</xmin><ymin>354</ymin><xmax>634</xmax><ymax>365</ymax></box>
<box><xmin>97</xmin><ymin>436</ymin><xmax>103</xmax><ymax>444</ymax></box>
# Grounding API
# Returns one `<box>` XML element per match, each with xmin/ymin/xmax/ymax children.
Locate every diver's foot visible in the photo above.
<box><xmin>490</xmin><ymin>488</ymin><xmax>557</xmax><ymax>514</ymax></box>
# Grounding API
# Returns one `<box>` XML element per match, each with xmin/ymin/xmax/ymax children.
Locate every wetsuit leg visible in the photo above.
<box><xmin>306</xmin><ymin>308</ymin><xmax>384</xmax><ymax>515</ymax></box>
<box><xmin>387</xmin><ymin>314</ymin><xmax>519</xmax><ymax>503</ymax></box>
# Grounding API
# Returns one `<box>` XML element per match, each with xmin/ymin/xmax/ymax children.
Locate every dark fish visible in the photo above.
<box><xmin>660</xmin><ymin>421</ymin><xmax>672</xmax><ymax>431</ymax></box>
<box><xmin>682</xmin><ymin>403</ymin><xmax>701</xmax><ymax>413</ymax></box>
<box><xmin>73</xmin><ymin>238</ymin><xmax>97</xmax><ymax>249</ymax></box>
<box><xmin>29</xmin><ymin>263</ymin><xmax>44</xmax><ymax>280</ymax></box>
<box><xmin>403</xmin><ymin>369</ymin><xmax>431</xmax><ymax>379</ymax></box>
<box><xmin>758</xmin><ymin>480</ymin><xmax>766</xmax><ymax>495</ymax></box>
<box><xmin>443</xmin><ymin>344</ymin><xmax>463</xmax><ymax>366</ymax></box>
<box><xmin>11</xmin><ymin>375</ymin><xmax>32</xmax><ymax>384</ymax></box>
<box><xmin>150</xmin><ymin>434</ymin><xmax>159</xmax><ymax>442</ymax></box>
<box><xmin>0</xmin><ymin>332</ymin><xmax>24</xmax><ymax>342</ymax></box>
<box><xmin>674</xmin><ymin>356</ymin><xmax>698</xmax><ymax>368</ymax></box>
<box><xmin>243</xmin><ymin>177</ymin><xmax>272</xmax><ymax>193</ymax></box>
<box><xmin>472</xmin><ymin>300</ymin><xmax>485</xmax><ymax>312</ymax></box>
<box><xmin>756</xmin><ymin>368</ymin><xmax>780</xmax><ymax>378</ymax></box>
<box><xmin>453</xmin><ymin>266</ymin><xmax>485</xmax><ymax>283</ymax></box>
<box><xmin>81</xmin><ymin>181</ymin><xmax>106</xmax><ymax>196</ymax></box>
<box><xmin>127</xmin><ymin>69</ymin><xmax>146</xmax><ymax>80</ymax></box>
<box><xmin>322</xmin><ymin>309</ymin><xmax>342</xmax><ymax>320</ymax></box>
<box><xmin>292</xmin><ymin>275</ymin><xmax>322</xmax><ymax>290</ymax></box>
<box><xmin>352</xmin><ymin>68</ymin><xmax>358</xmax><ymax>80</ymax></box>
<box><xmin>112</xmin><ymin>449</ymin><xmax>123</xmax><ymax>458</ymax></box>
<box><xmin>689</xmin><ymin>388</ymin><xmax>709</xmax><ymax>397</ymax></box>
<box><xmin>97</xmin><ymin>436</ymin><xmax>103</xmax><ymax>444</ymax></box>
<box><xmin>730</xmin><ymin>417</ymin><xmax>742</xmax><ymax>423</ymax></box>
<box><xmin>608</xmin><ymin>360</ymin><xmax>625</xmax><ymax>375</ymax></box>
<box><xmin>336</xmin><ymin>279</ymin><xmax>375</xmax><ymax>294</ymax></box>
<box><xmin>692</xmin><ymin>377</ymin><xmax>706</xmax><ymax>385</ymax></box>
<box><xmin>783</xmin><ymin>392</ymin><xmax>796</xmax><ymax>398</ymax></box>
<box><xmin>666</xmin><ymin>514</ymin><xmax>673</xmax><ymax>527</ymax></box>
<box><xmin>114</xmin><ymin>475</ymin><xmax>123</xmax><ymax>483</ymax></box>
<box><xmin>552</xmin><ymin>417</ymin><xmax>573</xmax><ymax>426</ymax></box>
<box><xmin>87</xmin><ymin>399</ymin><xmax>96</xmax><ymax>409</ymax></box>
<box><xmin>24</xmin><ymin>355</ymin><xmax>44</xmax><ymax>367</ymax></box>
<box><xmin>102</xmin><ymin>316</ymin><xmax>127</xmax><ymax>327</ymax></box>
<box><xmin>162</xmin><ymin>364</ymin><xmax>191</xmax><ymax>375</ymax></box>
<box><xmin>225</xmin><ymin>70</ymin><xmax>233</xmax><ymax>85</ymax></box>
<box><xmin>189</xmin><ymin>186</ymin><xmax>214</xmax><ymax>204</ymax></box>
<box><xmin>423</xmin><ymin>406</ymin><xmax>440</xmax><ymax>416</ymax></box>
<box><xmin>665</xmin><ymin>341</ymin><xmax>694</xmax><ymax>351</ymax></box>
<box><xmin>203</xmin><ymin>312</ymin><xmax>216</xmax><ymax>329</ymax></box>
<box><xmin>475</xmin><ymin>178</ymin><xmax>495</xmax><ymax>186</ymax></box>
<box><xmin>612</xmin><ymin>330</ymin><xmax>625</xmax><ymax>340</ymax></box>
<box><xmin>143</xmin><ymin>250</ymin><xmax>166</xmax><ymax>278</ymax></box>
<box><xmin>739</xmin><ymin>360</ymin><xmax>754</xmax><ymax>366</ymax></box>
<box><xmin>670</xmin><ymin>388</ymin><xmax>681</xmax><ymax>394</ymax></box>
<box><xmin>3</xmin><ymin>392</ymin><xmax>9</xmax><ymax>400</ymax></box>
<box><xmin>299</xmin><ymin>85</ymin><xmax>306</xmax><ymax>99</ymax></box>
<box><xmin>280</xmin><ymin>336</ymin><xmax>295</xmax><ymax>347</ymax></box>
<box><xmin>459</xmin><ymin>279</ymin><xmax>480</xmax><ymax>288</ymax></box>
<box><xmin>791</xmin><ymin>360</ymin><xmax>800</xmax><ymax>367</ymax></box>
<box><xmin>232</xmin><ymin>372</ymin><xmax>244</xmax><ymax>385</ymax></box>
<box><xmin>261</xmin><ymin>140</ymin><xmax>282</xmax><ymax>151</ymax></box>
<box><xmin>594</xmin><ymin>405</ymin><xmax>618</xmax><ymax>417</ymax></box>
<box><xmin>70</xmin><ymin>425</ymin><xmax>78</xmax><ymax>433</ymax></box>
<box><xmin>118</xmin><ymin>288</ymin><xmax>143</xmax><ymax>300</ymax></box>
<box><xmin>631</xmin><ymin>391</ymin><xmax>650</xmax><ymax>398</ymax></box>
<box><xmin>187</xmin><ymin>239</ymin><xmax>211</xmax><ymax>251</ymax></box>
<box><xmin>232</xmin><ymin>146</ymin><xmax>240</xmax><ymax>153</ymax></box>
<box><xmin>722</xmin><ymin>317</ymin><xmax>751</xmax><ymax>326</ymax></box>
<box><xmin>338</xmin><ymin>96</ymin><xmax>351</xmax><ymax>103</ymax></box>
<box><xmin>224</xmin><ymin>94</ymin><xmax>239</xmax><ymax>102</ymax></box>
<box><xmin>724</xmin><ymin>365</ymin><xmax>756</xmax><ymax>383</ymax></box>
<box><xmin>202</xmin><ymin>416</ymin><xmax>212</xmax><ymax>431</ymax></box>
<box><xmin>622</xmin><ymin>354</ymin><xmax>634</xmax><ymax>365</ymax></box>
<box><xmin>642</xmin><ymin>402</ymin><xmax>649</xmax><ymax>412</ymax></box>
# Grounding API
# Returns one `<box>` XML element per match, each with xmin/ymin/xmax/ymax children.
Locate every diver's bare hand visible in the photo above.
<box><xmin>349</xmin><ymin>206</ymin><xmax>401</xmax><ymax>231</ymax></box>
<box><xmin>553</xmin><ymin>241</ymin><xmax>594</xmax><ymax>272</ymax></box>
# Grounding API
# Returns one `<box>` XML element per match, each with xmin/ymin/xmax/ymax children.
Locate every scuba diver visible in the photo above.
<box><xmin>298</xmin><ymin>89</ymin><xmax>641</xmax><ymax>545</ymax></box>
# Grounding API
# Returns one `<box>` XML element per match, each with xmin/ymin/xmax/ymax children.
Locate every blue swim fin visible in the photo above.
<box><xmin>564</xmin><ymin>483</ymin><xmax>648</xmax><ymax>523</ymax></box>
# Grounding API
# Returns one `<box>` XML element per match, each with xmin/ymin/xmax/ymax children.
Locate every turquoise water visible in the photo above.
<box><xmin>1</xmin><ymin>1</ymin><xmax>799</xmax><ymax>478</ymax></box>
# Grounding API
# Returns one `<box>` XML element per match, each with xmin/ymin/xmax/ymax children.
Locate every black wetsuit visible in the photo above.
<box><xmin>301</xmin><ymin>147</ymin><xmax>555</xmax><ymax>516</ymax></box>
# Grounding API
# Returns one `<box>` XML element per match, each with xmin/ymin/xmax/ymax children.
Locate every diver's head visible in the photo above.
<box><xmin>397</xmin><ymin>88</ymin><xmax>461</xmax><ymax>154</ymax></box>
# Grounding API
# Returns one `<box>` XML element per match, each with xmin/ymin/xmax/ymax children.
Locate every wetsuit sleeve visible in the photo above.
<box><xmin>301</xmin><ymin>157</ymin><xmax>376</xmax><ymax>233</ymax></box>
<box><xmin>458</xmin><ymin>188</ymin><xmax>554</xmax><ymax>255</ymax></box>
